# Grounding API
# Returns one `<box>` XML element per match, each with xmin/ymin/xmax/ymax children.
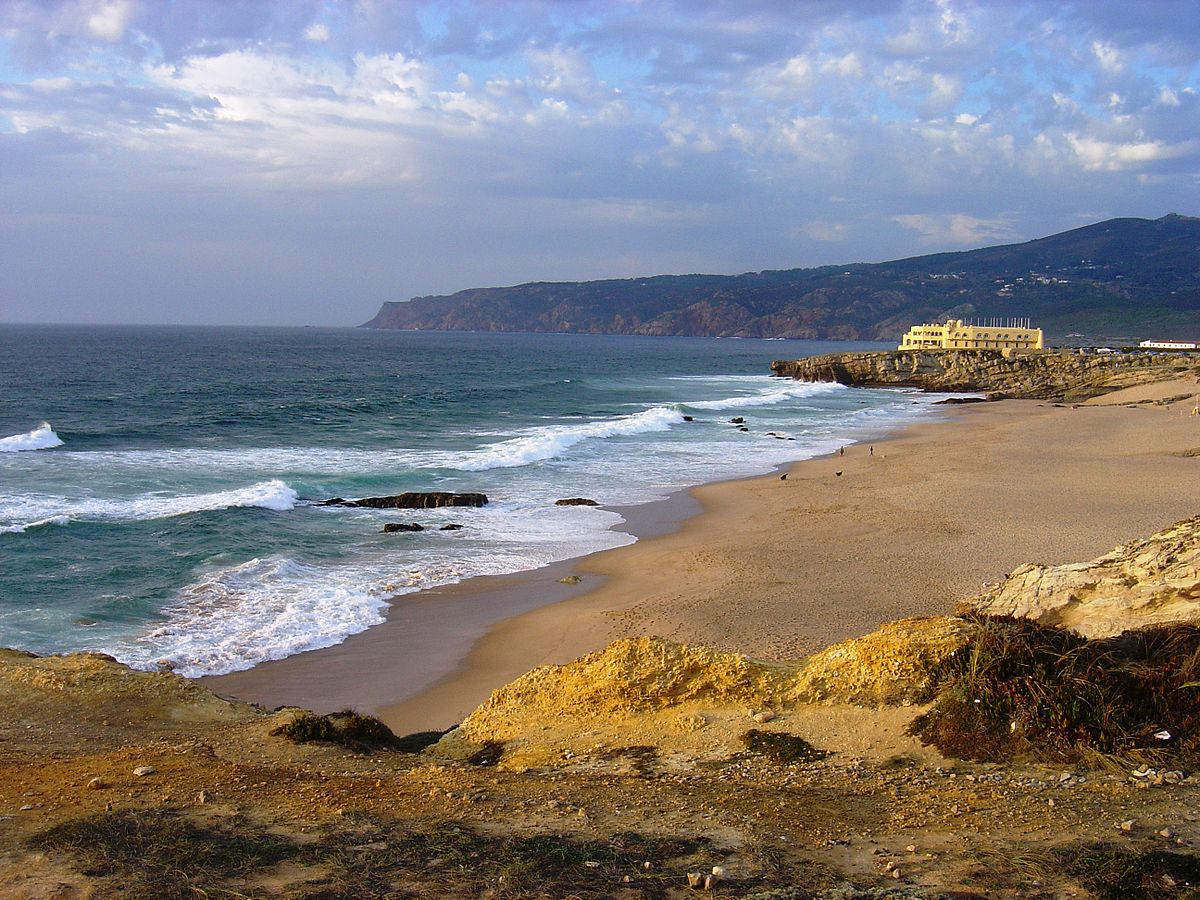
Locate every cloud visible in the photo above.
<box><xmin>0</xmin><ymin>0</ymin><xmax>1198</xmax><ymax>325</ymax></box>
<box><xmin>1066</xmin><ymin>134</ymin><xmax>1194</xmax><ymax>171</ymax></box>
<box><xmin>1091</xmin><ymin>40</ymin><xmax>1124</xmax><ymax>74</ymax></box>
<box><xmin>893</xmin><ymin>214</ymin><xmax>1019</xmax><ymax>246</ymax></box>
<box><xmin>303</xmin><ymin>22</ymin><xmax>330</xmax><ymax>43</ymax></box>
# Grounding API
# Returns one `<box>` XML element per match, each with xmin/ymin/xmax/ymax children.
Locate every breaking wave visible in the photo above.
<box><xmin>128</xmin><ymin>557</ymin><xmax>391</xmax><ymax>677</ymax></box>
<box><xmin>0</xmin><ymin>479</ymin><xmax>297</xmax><ymax>527</ymax></box>
<box><xmin>0</xmin><ymin>515</ymin><xmax>70</xmax><ymax>535</ymax></box>
<box><xmin>454</xmin><ymin>405</ymin><xmax>685</xmax><ymax>471</ymax></box>
<box><xmin>684</xmin><ymin>380</ymin><xmax>846</xmax><ymax>410</ymax></box>
<box><xmin>0</xmin><ymin>422</ymin><xmax>63</xmax><ymax>452</ymax></box>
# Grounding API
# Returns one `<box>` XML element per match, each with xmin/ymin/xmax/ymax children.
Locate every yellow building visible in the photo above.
<box><xmin>899</xmin><ymin>318</ymin><xmax>1043</xmax><ymax>351</ymax></box>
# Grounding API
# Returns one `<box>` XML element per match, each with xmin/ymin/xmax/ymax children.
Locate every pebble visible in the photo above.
<box><xmin>133</xmin><ymin>766</ymin><xmax>156</xmax><ymax>777</ymax></box>
<box><xmin>87</xmin><ymin>777</ymin><xmax>108</xmax><ymax>790</ymax></box>
<box><xmin>687</xmin><ymin>871</ymin><xmax>705</xmax><ymax>888</ymax></box>
<box><xmin>19</xmin><ymin>805</ymin><xmax>32</xmax><ymax>811</ymax></box>
<box><xmin>197</xmin><ymin>789</ymin><xmax>213</xmax><ymax>804</ymax></box>
<box><xmin>1159</xmin><ymin>827</ymin><xmax>1176</xmax><ymax>839</ymax></box>
<box><xmin>1120</xmin><ymin>819</ymin><xmax>1137</xmax><ymax>832</ymax></box>
<box><xmin>752</xmin><ymin>710</ymin><xmax>776</xmax><ymax>724</ymax></box>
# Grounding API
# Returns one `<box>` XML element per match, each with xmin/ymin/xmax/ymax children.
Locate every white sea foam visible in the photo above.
<box><xmin>0</xmin><ymin>422</ymin><xmax>63</xmax><ymax>452</ymax></box>
<box><xmin>129</xmin><ymin>558</ymin><xmax>391</xmax><ymax>677</ymax></box>
<box><xmin>126</xmin><ymin>501</ymin><xmax>636</xmax><ymax>676</ymax></box>
<box><xmin>453</xmin><ymin>405</ymin><xmax>684</xmax><ymax>471</ymax></box>
<box><xmin>0</xmin><ymin>479</ymin><xmax>297</xmax><ymax>526</ymax></box>
<box><xmin>0</xmin><ymin>515</ymin><xmax>70</xmax><ymax>535</ymax></box>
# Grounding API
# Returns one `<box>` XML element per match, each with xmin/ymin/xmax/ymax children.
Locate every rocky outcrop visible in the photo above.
<box><xmin>555</xmin><ymin>498</ymin><xmax>599</xmax><ymax>506</ymax></box>
<box><xmin>771</xmin><ymin>349</ymin><xmax>1200</xmax><ymax>401</ymax></box>
<box><xmin>962</xmin><ymin>516</ymin><xmax>1200</xmax><ymax>638</ymax></box>
<box><xmin>324</xmin><ymin>492</ymin><xmax>488</xmax><ymax>509</ymax></box>
<box><xmin>456</xmin><ymin>620</ymin><xmax>969</xmax><ymax>745</ymax></box>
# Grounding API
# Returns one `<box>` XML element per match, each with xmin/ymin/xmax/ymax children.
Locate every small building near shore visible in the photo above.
<box><xmin>1139</xmin><ymin>339</ymin><xmax>1200</xmax><ymax>350</ymax></box>
<box><xmin>899</xmin><ymin>318</ymin><xmax>1044</xmax><ymax>351</ymax></box>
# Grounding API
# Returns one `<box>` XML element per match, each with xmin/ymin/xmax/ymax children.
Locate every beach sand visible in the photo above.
<box><xmin>206</xmin><ymin>377</ymin><xmax>1200</xmax><ymax>734</ymax></box>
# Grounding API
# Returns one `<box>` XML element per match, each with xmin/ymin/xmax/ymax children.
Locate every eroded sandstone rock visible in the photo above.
<box><xmin>963</xmin><ymin>515</ymin><xmax>1200</xmax><ymax>637</ymax></box>
<box><xmin>771</xmin><ymin>349</ymin><xmax>1199</xmax><ymax>402</ymax></box>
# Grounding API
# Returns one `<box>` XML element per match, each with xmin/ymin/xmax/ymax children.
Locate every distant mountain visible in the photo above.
<box><xmin>363</xmin><ymin>214</ymin><xmax>1200</xmax><ymax>342</ymax></box>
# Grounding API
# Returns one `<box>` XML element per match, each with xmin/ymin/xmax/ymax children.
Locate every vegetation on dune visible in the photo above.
<box><xmin>741</xmin><ymin>729</ymin><xmax>830</xmax><ymax>765</ymax></box>
<box><xmin>910</xmin><ymin>615</ymin><xmax>1200</xmax><ymax>763</ymax></box>
<box><xmin>1058</xmin><ymin>844</ymin><xmax>1200</xmax><ymax>900</ymax></box>
<box><xmin>31</xmin><ymin>811</ymin><xmax>734</xmax><ymax>899</ymax></box>
<box><xmin>30</xmin><ymin>811</ymin><xmax>301</xmax><ymax>900</ymax></box>
<box><xmin>272</xmin><ymin>709</ymin><xmax>407</xmax><ymax>753</ymax></box>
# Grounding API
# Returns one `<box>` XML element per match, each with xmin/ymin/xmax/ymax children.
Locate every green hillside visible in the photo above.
<box><xmin>363</xmin><ymin>214</ymin><xmax>1200</xmax><ymax>342</ymax></box>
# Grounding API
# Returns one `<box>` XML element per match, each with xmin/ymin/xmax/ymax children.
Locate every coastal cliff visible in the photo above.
<box><xmin>364</xmin><ymin>214</ymin><xmax>1200</xmax><ymax>341</ymax></box>
<box><xmin>771</xmin><ymin>349</ymin><xmax>1200</xmax><ymax>401</ymax></box>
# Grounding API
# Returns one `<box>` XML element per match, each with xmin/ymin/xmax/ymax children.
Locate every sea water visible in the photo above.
<box><xmin>1</xmin><ymin>326</ymin><xmax>950</xmax><ymax>677</ymax></box>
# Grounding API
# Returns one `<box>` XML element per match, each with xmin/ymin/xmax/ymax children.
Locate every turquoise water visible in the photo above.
<box><xmin>1</xmin><ymin>326</ymin><xmax>942</xmax><ymax>676</ymax></box>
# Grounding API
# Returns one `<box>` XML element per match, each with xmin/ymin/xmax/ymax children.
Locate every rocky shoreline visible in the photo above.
<box><xmin>771</xmin><ymin>348</ymin><xmax>1200</xmax><ymax>402</ymax></box>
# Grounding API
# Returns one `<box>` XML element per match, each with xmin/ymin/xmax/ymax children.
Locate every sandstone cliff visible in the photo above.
<box><xmin>963</xmin><ymin>516</ymin><xmax>1200</xmax><ymax>638</ymax></box>
<box><xmin>771</xmin><ymin>349</ymin><xmax>1200</xmax><ymax>401</ymax></box>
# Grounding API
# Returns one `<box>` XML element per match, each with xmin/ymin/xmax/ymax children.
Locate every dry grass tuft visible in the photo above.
<box><xmin>909</xmin><ymin>615</ymin><xmax>1200</xmax><ymax>763</ymax></box>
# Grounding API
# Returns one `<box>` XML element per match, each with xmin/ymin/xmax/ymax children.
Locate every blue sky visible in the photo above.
<box><xmin>1</xmin><ymin>0</ymin><xmax>1198</xmax><ymax>325</ymax></box>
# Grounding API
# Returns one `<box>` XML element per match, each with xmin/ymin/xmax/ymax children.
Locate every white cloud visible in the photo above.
<box><xmin>821</xmin><ymin>52</ymin><xmax>863</xmax><ymax>79</ymax></box>
<box><xmin>1158</xmin><ymin>86</ymin><xmax>1181</xmax><ymax>107</ymax></box>
<box><xmin>304</xmin><ymin>23</ymin><xmax>330</xmax><ymax>43</ymax></box>
<box><xmin>893</xmin><ymin>213</ymin><xmax>1017</xmax><ymax>246</ymax></box>
<box><xmin>1091</xmin><ymin>40</ymin><xmax>1123</xmax><ymax>74</ymax></box>
<box><xmin>1066</xmin><ymin>134</ymin><xmax>1192</xmax><ymax>171</ymax></box>
<box><xmin>85</xmin><ymin>0</ymin><xmax>136</xmax><ymax>42</ymax></box>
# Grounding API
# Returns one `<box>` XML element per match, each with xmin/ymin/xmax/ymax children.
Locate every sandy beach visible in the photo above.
<box><xmin>207</xmin><ymin>377</ymin><xmax>1200</xmax><ymax>734</ymax></box>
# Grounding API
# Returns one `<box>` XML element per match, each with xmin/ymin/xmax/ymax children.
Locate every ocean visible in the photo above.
<box><xmin>1</xmin><ymin>326</ymin><xmax>949</xmax><ymax>678</ymax></box>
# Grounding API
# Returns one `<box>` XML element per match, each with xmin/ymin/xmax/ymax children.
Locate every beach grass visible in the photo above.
<box><xmin>32</xmin><ymin>810</ymin><xmax>730</xmax><ymax>898</ymax></box>
<box><xmin>272</xmin><ymin>708</ymin><xmax>405</xmax><ymax>753</ymax></box>
<box><xmin>910</xmin><ymin>614</ymin><xmax>1200</xmax><ymax>763</ymax></box>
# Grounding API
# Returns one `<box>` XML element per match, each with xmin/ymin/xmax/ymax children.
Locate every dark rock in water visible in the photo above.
<box><xmin>440</xmin><ymin>523</ymin><xmax>464</xmax><ymax>531</ymax></box>
<box><xmin>682</xmin><ymin>415</ymin><xmax>694</xmax><ymax>422</ymax></box>
<box><xmin>555</xmin><ymin>498</ymin><xmax>599</xmax><ymax>507</ymax></box>
<box><xmin>738</xmin><ymin>426</ymin><xmax>749</xmax><ymax>432</ymax></box>
<box><xmin>730</xmin><ymin>416</ymin><xmax>745</xmax><ymax>424</ymax></box>
<box><xmin>325</xmin><ymin>492</ymin><xmax>488</xmax><ymax>509</ymax></box>
<box><xmin>383</xmin><ymin>522</ymin><xmax>424</xmax><ymax>533</ymax></box>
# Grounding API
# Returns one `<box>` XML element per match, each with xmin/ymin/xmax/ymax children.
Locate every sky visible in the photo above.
<box><xmin>1</xmin><ymin>1</ymin><xmax>1198</xmax><ymax>326</ymax></box>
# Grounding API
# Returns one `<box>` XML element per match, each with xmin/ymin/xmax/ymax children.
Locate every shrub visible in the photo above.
<box><xmin>272</xmin><ymin>709</ymin><xmax>401</xmax><ymax>753</ymax></box>
<box><xmin>910</xmin><ymin>615</ymin><xmax>1200</xmax><ymax>763</ymax></box>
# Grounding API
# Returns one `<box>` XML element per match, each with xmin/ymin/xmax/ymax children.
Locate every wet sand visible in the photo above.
<box><xmin>207</xmin><ymin>377</ymin><xmax>1200</xmax><ymax>734</ymax></box>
